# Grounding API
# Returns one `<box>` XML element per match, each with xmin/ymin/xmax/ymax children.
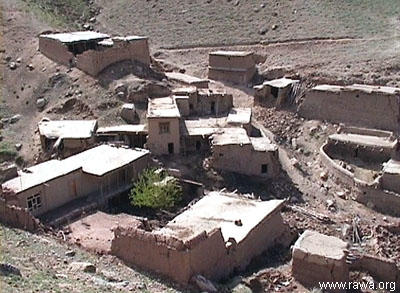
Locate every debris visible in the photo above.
<box><xmin>288</xmin><ymin>205</ymin><xmax>333</xmax><ymax>224</ymax></box>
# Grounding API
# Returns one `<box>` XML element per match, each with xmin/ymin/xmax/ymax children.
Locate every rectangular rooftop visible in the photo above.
<box><xmin>147</xmin><ymin>97</ymin><xmax>181</xmax><ymax>118</ymax></box>
<box><xmin>40</xmin><ymin>31</ymin><xmax>110</xmax><ymax>44</ymax></box>
<box><xmin>158</xmin><ymin>192</ymin><xmax>284</xmax><ymax>243</ymax></box>
<box><xmin>38</xmin><ymin>120</ymin><xmax>98</xmax><ymax>139</ymax></box>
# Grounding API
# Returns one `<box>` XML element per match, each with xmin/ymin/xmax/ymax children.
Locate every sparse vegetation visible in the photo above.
<box><xmin>0</xmin><ymin>142</ymin><xmax>17</xmax><ymax>163</ymax></box>
<box><xmin>20</xmin><ymin>0</ymin><xmax>94</xmax><ymax>28</ymax></box>
<box><xmin>130</xmin><ymin>168</ymin><xmax>182</xmax><ymax>210</ymax></box>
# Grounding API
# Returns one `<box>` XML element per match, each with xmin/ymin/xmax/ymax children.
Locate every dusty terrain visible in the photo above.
<box><xmin>1</xmin><ymin>0</ymin><xmax>400</xmax><ymax>292</ymax></box>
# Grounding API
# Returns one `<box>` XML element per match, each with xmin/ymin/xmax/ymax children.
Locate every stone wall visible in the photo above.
<box><xmin>111</xmin><ymin>210</ymin><xmax>286</xmax><ymax>284</ymax></box>
<box><xmin>76</xmin><ymin>38</ymin><xmax>150</xmax><ymax>76</ymax></box>
<box><xmin>298</xmin><ymin>88</ymin><xmax>400</xmax><ymax>131</ymax></box>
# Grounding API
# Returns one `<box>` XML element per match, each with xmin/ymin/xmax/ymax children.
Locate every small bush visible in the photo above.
<box><xmin>0</xmin><ymin>142</ymin><xmax>17</xmax><ymax>163</ymax></box>
<box><xmin>130</xmin><ymin>168</ymin><xmax>182</xmax><ymax>210</ymax></box>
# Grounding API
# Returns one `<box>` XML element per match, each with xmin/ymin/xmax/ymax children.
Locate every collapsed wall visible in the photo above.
<box><xmin>298</xmin><ymin>84</ymin><xmax>400</xmax><ymax>131</ymax></box>
<box><xmin>0</xmin><ymin>189</ymin><xmax>41</xmax><ymax>232</ymax></box>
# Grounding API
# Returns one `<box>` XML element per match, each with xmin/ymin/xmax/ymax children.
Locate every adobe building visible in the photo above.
<box><xmin>111</xmin><ymin>192</ymin><xmax>287</xmax><ymax>284</ymax></box>
<box><xmin>298</xmin><ymin>84</ymin><xmax>400</xmax><ymax>131</ymax></box>
<box><xmin>211</xmin><ymin>128</ymin><xmax>280</xmax><ymax>178</ymax></box>
<box><xmin>96</xmin><ymin>124</ymin><xmax>147</xmax><ymax>148</ymax></box>
<box><xmin>39</xmin><ymin>31</ymin><xmax>150</xmax><ymax>76</ymax></box>
<box><xmin>38</xmin><ymin>119</ymin><xmax>98</xmax><ymax>156</ymax></box>
<box><xmin>292</xmin><ymin>230</ymin><xmax>349</xmax><ymax>292</ymax></box>
<box><xmin>146</xmin><ymin>97</ymin><xmax>181</xmax><ymax>155</ymax></box>
<box><xmin>173</xmin><ymin>87</ymin><xmax>233</xmax><ymax>117</ymax></box>
<box><xmin>254</xmin><ymin>77</ymin><xmax>299</xmax><ymax>107</ymax></box>
<box><xmin>208</xmin><ymin>51</ymin><xmax>256</xmax><ymax>85</ymax></box>
<box><xmin>1</xmin><ymin>145</ymin><xmax>150</xmax><ymax>217</ymax></box>
<box><xmin>165</xmin><ymin>72</ymin><xmax>209</xmax><ymax>89</ymax></box>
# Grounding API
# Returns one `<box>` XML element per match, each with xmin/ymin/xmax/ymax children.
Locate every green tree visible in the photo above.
<box><xmin>130</xmin><ymin>168</ymin><xmax>182</xmax><ymax>210</ymax></box>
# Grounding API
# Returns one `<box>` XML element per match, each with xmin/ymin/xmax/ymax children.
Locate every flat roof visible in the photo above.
<box><xmin>210</xmin><ymin>50</ymin><xmax>253</xmax><ymax>57</ymax></box>
<box><xmin>312</xmin><ymin>84</ymin><xmax>400</xmax><ymax>95</ymax></box>
<box><xmin>40</xmin><ymin>31</ymin><xmax>110</xmax><ymax>44</ymax></box>
<box><xmin>250</xmin><ymin>137</ymin><xmax>278</xmax><ymax>152</ymax></box>
<box><xmin>165</xmin><ymin>72</ymin><xmax>209</xmax><ymax>85</ymax></box>
<box><xmin>329</xmin><ymin>133</ymin><xmax>397</xmax><ymax>149</ymax></box>
<box><xmin>147</xmin><ymin>97</ymin><xmax>181</xmax><ymax>118</ymax></box>
<box><xmin>383</xmin><ymin>159</ymin><xmax>400</xmax><ymax>175</ymax></box>
<box><xmin>262</xmin><ymin>77</ymin><xmax>299</xmax><ymax>88</ymax></box>
<box><xmin>212</xmin><ymin>128</ymin><xmax>251</xmax><ymax>146</ymax></box>
<box><xmin>158</xmin><ymin>192</ymin><xmax>284</xmax><ymax>243</ymax></box>
<box><xmin>172</xmin><ymin>87</ymin><xmax>197</xmax><ymax>95</ymax></box>
<box><xmin>38</xmin><ymin>120</ymin><xmax>98</xmax><ymax>139</ymax></box>
<box><xmin>183</xmin><ymin>118</ymin><xmax>228</xmax><ymax>136</ymax></box>
<box><xmin>97</xmin><ymin>124</ymin><xmax>147</xmax><ymax>134</ymax></box>
<box><xmin>227</xmin><ymin>108</ymin><xmax>252</xmax><ymax>125</ymax></box>
<box><xmin>3</xmin><ymin>145</ymin><xmax>149</xmax><ymax>193</ymax></box>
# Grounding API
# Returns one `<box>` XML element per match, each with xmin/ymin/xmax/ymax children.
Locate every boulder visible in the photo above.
<box><xmin>36</xmin><ymin>98</ymin><xmax>47</xmax><ymax>110</ymax></box>
<box><xmin>69</xmin><ymin>262</ymin><xmax>96</xmax><ymax>273</ymax></box>
<box><xmin>120</xmin><ymin>103</ymin><xmax>138</xmax><ymax>123</ymax></box>
<box><xmin>10</xmin><ymin>114</ymin><xmax>22</xmax><ymax>124</ymax></box>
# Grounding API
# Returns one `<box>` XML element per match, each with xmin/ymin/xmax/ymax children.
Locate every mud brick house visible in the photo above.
<box><xmin>39</xmin><ymin>31</ymin><xmax>150</xmax><ymax>76</ymax></box>
<box><xmin>173</xmin><ymin>87</ymin><xmax>233</xmax><ymax>117</ymax></box>
<box><xmin>1</xmin><ymin>145</ymin><xmax>149</xmax><ymax>217</ymax></box>
<box><xmin>111</xmin><ymin>192</ymin><xmax>287</xmax><ymax>284</ymax></box>
<box><xmin>254</xmin><ymin>77</ymin><xmax>299</xmax><ymax>107</ymax></box>
<box><xmin>299</xmin><ymin>84</ymin><xmax>400</xmax><ymax>131</ymax></box>
<box><xmin>211</xmin><ymin>128</ymin><xmax>280</xmax><ymax>178</ymax></box>
<box><xmin>96</xmin><ymin>124</ymin><xmax>147</xmax><ymax>148</ymax></box>
<box><xmin>146</xmin><ymin>97</ymin><xmax>181</xmax><ymax>155</ymax></box>
<box><xmin>38</xmin><ymin>119</ymin><xmax>98</xmax><ymax>156</ymax></box>
<box><xmin>208</xmin><ymin>51</ymin><xmax>256</xmax><ymax>85</ymax></box>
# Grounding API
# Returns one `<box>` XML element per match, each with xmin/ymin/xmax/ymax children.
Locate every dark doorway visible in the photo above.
<box><xmin>261</xmin><ymin>164</ymin><xmax>268</xmax><ymax>174</ymax></box>
<box><xmin>271</xmin><ymin>87</ymin><xmax>279</xmax><ymax>98</ymax></box>
<box><xmin>211</xmin><ymin>102</ymin><xmax>216</xmax><ymax>114</ymax></box>
<box><xmin>168</xmin><ymin>143</ymin><xmax>174</xmax><ymax>154</ymax></box>
<box><xmin>196</xmin><ymin>141</ymin><xmax>201</xmax><ymax>151</ymax></box>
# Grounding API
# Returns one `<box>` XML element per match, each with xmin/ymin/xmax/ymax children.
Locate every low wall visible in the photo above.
<box><xmin>319</xmin><ymin>143</ymin><xmax>356</xmax><ymax>187</ymax></box>
<box><xmin>351</xmin><ymin>254</ymin><xmax>400</xmax><ymax>287</ymax></box>
<box><xmin>76</xmin><ymin>39</ymin><xmax>150</xmax><ymax>76</ymax></box>
<box><xmin>355</xmin><ymin>180</ymin><xmax>400</xmax><ymax>217</ymax></box>
<box><xmin>0</xmin><ymin>197</ymin><xmax>41</xmax><ymax>232</ymax></box>
<box><xmin>298</xmin><ymin>88</ymin><xmax>400</xmax><ymax>131</ymax></box>
<box><xmin>208</xmin><ymin>67</ymin><xmax>255</xmax><ymax>85</ymax></box>
<box><xmin>111</xmin><ymin>209</ymin><xmax>286</xmax><ymax>284</ymax></box>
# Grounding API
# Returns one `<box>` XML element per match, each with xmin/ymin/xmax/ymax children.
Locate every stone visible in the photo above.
<box><xmin>27</xmin><ymin>64</ymin><xmax>35</xmax><ymax>71</ymax></box>
<box><xmin>192</xmin><ymin>275</ymin><xmax>217</xmax><ymax>293</ymax></box>
<box><xmin>15</xmin><ymin>143</ymin><xmax>22</xmax><ymax>151</ymax></box>
<box><xmin>292</xmin><ymin>230</ymin><xmax>349</xmax><ymax>291</ymax></box>
<box><xmin>272</xmin><ymin>24</ymin><xmax>278</xmax><ymax>30</ymax></box>
<box><xmin>258</xmin><ymin>27</ymin><xmax>268</xmax><ymax>35</ymax></box>
<box><xmin>120</xmin><ymin>103</ymin><xmax>138</xmax><ymax>123</ymax></box>
<box><xmin>232</xmin><ymin>283</ymin><xmax>252</xmax><ymax>293</ymax></box>
<box><xmin>65</xmin><ymin>250</ymin><xmax>76</xmax><ymax>257</ymax></box>
<box><xmin>70</xmin><ymin>262</ymin><xmax>96</xmax><ymax>273</ymax></box>
<box><xmin>8</xmin><ymin>62</ymin><xmax>17</xmax><ymax>70</ymax></box>
<box><xmin>0</xmin><ymin>263</ymin><xmax>22</xmax><ymax>277</ymax></box>
<box><xmin>320</xmin><ymin>171</ymin><xmax>328</xmax><ymax>181</ymax></box>
<box><xmin>336</xmin><ymin>191</ymin><xmax>346</xmax><ymax>199</ymax></box>
<box><xmin>36</xmin><ymin>98</ymin><xmax>47</xmax><ymax>109</ymax></box>
<box><xmin>10</xmin><ymin>114</ymin><xmax>21</xmax><ymax>124</ymax></box>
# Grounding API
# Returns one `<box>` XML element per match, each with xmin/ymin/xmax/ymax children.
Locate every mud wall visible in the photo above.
<box><xmin>111</xmin><ymin>210</ymin><xmax>285</xmax><ymax>284</ymax></box>
<box><xmin>76</xmin><ymin>39</ymin><xmax>150</xmax><ymax>76</ymax></box>
<box><xmin>196</xmin><ymin>92</ymin><xmax>233</xmax><ymax>116</ymax></box>
<box><xmin>147</xmin><ymin>117</ymin><xmax>181</xmax><ymax>155</ymax></box>
<box><xmin>0</xmin><ymin>197</ymin><xmax>41</xmax><ymax>232</ymax></box>
<box><xmin>356</xmin><ymin>180</ymin><xmax>400</xmax><ymax>217</ymax></box>
<box><xmin>209</xmin><ymin>55</ymin><xmax>255</xmax><ymax>70</ymax></box>
<box><xmin>298</xmin><ymin>89</ymin><xmax>400</xmax><ymax>131</ymax></box>
<box><xmin>212</xmin><ymin>144</ymin><xmax>280</xmax><ymax>178</ymax></box>
<box><xmin>39</xmin><ymin>37</ymin><xmax>74</xmax><ymax>66</ymax></box>
<box><xmin>208</xmin><ymin>67</ymin><xmax>255</xmax><ymax>85</ymax></box>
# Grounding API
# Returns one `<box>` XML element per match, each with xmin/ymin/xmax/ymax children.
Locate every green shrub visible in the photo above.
<box><xmin>0</xmin><ymin>142</ymin><xmax>17</xmax><ymax>163</ymax></box>
<box><xmin>130</xmin><ymin>168</ymin><xmax>182</xmax><ymax>210</ymax></box>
